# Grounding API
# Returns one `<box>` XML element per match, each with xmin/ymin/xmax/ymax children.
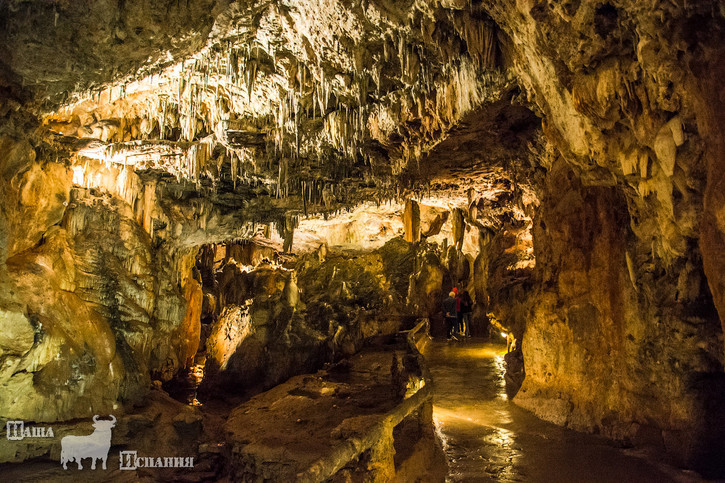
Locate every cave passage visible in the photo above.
<box><xmin>423</xmin><ymin>339</ymin><xmax>698</xmax><ymax>483</ymax></box>
<box><xmin>3</xmin><ymin>0</ymin><xmax>725</xmax><ymax>481</ymax></box>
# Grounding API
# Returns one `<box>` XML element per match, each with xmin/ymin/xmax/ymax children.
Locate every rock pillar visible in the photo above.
<box><xmin>403</xmin><ymin>199</ymin><xmax>420</xmax><ymax>243</ymax></box>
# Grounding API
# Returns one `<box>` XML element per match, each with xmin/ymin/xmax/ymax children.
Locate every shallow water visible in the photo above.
<box><xmin>422</xmin><ymin>339</ymin><xmax>704</xmax><ymax>483</ymax></box>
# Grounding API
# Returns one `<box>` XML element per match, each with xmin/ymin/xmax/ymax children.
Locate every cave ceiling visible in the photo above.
<box><xmin>0</xmin><ymin>0</ymin><xmax>539</xmax><ymax>236</ymax></box>
<box><xmin>3</xmin><ymin>0</ymin><xmax>717</xmax><ymax>257</ymax></box>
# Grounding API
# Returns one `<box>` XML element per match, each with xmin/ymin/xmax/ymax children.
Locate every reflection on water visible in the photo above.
<box><xmin>423</xmin><ymin>339</ymin><xmax>703</xmax><ymax>483</ymax></box>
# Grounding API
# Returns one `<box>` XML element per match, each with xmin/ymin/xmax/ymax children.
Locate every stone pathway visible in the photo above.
<box><xmin>422</xmin><ymin>339</ymin><xmax>703</xmax><ymax>483</ymax></box>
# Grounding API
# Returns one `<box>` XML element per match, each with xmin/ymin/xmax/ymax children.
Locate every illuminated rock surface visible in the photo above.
<box><xmin>425</xmin><ymin>339</ymin><xmax>701</xmax><ymax>482</ymax></box>
<box><xmin>1</xmin><ymin>0</ymin><xmax>725</xmax><ymax>479</ymax></box>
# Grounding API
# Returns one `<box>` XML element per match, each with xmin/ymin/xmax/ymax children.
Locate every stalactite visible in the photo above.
<box><xmin>159</xmin><ymin>97</ymin><xmax>168</xmax><ymax>140</ymax></box>
<box><xmin>43</xmin><ymin>0</ymin><xmax>515</xmax><ymax>224</ymax></box>
<box><xmin>231</xmin><ymin>150</ymin><xmax>238</xmax><ymax>189</ymax></box>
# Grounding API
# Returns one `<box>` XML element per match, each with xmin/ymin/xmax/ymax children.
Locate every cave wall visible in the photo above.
<box><xmin>518</xmin><ymin>159</ymin><xmax>723</xmax><ymax>459</ymax></box>
<box><xmin>194</xmin><ymin>237</ymin><xmax>419</xmax><ymax>395</ymax></box>
<box><xmin>692</xmin><ymin>23</ymin><xmax>725</xmax><ymax>341</ymax></box>
<box><xmin>0</xmin><ymin>139</ymin><xmax>210</xmax><ymax>421</ymax></box>
<box><xmin>198</xmin><ymin>261</ymin><xmax>325</xmax><ymax>395</ymax></box>
<box><xmin>0</xmin><ymin>0</ymin><xmax>536</xmax><ymax>428</ymax></box>
<box><xmin>469</xmin><ymin>1</ymin><xmax>725</xmax><ymax>465</ymax></box>
<box><xmin>191</xmin><ymin>221</ymin><xmax>532</xmax><ymax>398</ymax></box>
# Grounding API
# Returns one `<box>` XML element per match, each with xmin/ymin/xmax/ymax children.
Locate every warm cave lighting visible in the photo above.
<box><xmin>189</xmin><ymin>362</ymin><xmax>206</xmax><ymax>407</ymax></box>
<box><xmin>71</xmin><ymin>165</ymin><xmax>85</xmax><ymax>185</ymax></box>
<box><xmin>431</xmin><ymin>339</ymin><xmax>517</xmax><ymax>478</ymax></box>
<box><xmin>5</xmin><ymin>0</ymin><xmax>724</xmax><ymax>480</ymax></box>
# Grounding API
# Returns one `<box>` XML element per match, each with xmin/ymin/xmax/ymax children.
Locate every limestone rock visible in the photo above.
<box><xmin>515</xmin><ymin>160</ymin><xmax>724</xmax><ymax>468</ymax></box>
<box><xmin>0</xmin><ymin>0</ymin><xmax>724</xmax><ymax>474</ymax></box>
<box><xmin>403</xmin><ymin>199</ymin><xmax>421</xmax><ymax>243</ymax></box>
<box><xmin>0</xmin><ymin>309</ymin><xmax>35</xmax><ymax>357</ymax></box>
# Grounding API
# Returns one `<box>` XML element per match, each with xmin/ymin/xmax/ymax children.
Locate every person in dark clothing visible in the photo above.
<box><xmin>442</xmin><ymin>291</ymin><xmax>458</xmax><ymax>340</ymax></box>
<box><xmin>459</xmin><ymin>290</ymin><xmax>473</xmax><ymax>337</ymax></box>
<box><xmin>453</xmin><ymin>287</ymin><xmax>463</xmax><ymax>336</ymax></box>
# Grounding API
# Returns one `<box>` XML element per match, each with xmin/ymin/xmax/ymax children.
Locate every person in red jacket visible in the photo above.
<box><xmin>452</xmin><ymin>287</ymin><xmax>463</xmax><ymax>336</ymax></box>
<box><xmin>442</xmin><ymin>291</ymin><xmax>458</xmax><ymax>340</ymax></box>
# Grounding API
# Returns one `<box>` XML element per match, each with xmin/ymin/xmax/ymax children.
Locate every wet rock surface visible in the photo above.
<box><xmin>0</xmin><ymin>329</ymin><xmax>443</xmax><ymax>482</ymax></box>
<box><xmin>424</xmin><ymin>339</ymin><xmax>704</xmax><ymax>483</ymax></box>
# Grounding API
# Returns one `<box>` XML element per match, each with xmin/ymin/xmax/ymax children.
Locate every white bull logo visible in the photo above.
<box><xmin>60</xmin><ymin>415</ymin><xmax>117</xmax><ymax>470</ymax></box>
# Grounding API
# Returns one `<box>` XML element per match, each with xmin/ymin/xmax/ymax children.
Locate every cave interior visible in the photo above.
<box><xmin>1</xmin><ymin>0</ymin><xmax>725</xmax><ymax>481</ymax></box>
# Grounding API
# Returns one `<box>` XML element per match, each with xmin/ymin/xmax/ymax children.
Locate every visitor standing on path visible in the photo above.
<box><xmin>460</xmin><ymin>289</ymin><xmax>473</xmax><ymax>337</ymax></box>
<box><xmin>453</xmin><ymin>288</ymin><xmax>463</xmax><ymax>337</ymax></box>
<box><xmin>442</xmin><ymin>291</ymin><xmax>458</xmax><ymax>340</ymax></box>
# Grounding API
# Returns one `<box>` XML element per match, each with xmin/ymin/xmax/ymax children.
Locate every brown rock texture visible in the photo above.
<box><xmin>1</xmin><ymin>0</ymin><xmax>725</xmax><ymax>474</ymax></box>
<box><xmin>518</xmin><ymin>160</ymin><xmax>723</xmax><ymax>459</ymax></box>
<box><xmin>473</xmin><ymin>2</ymin><xmax>725</xmax><ymax>469</ymax></box>
<box><xmin>224</xmin><ymin>336</ymin><xmax>443</xmax><ymax>482</ymax></box>
<box><xmin>403</xmin><ymin>198</ymin><xmax>421</xmax><ymax>243</ymax></box>
<box><xmin>193</xmin><ymin>237</ymin><xmax>419</xmax><ymax>396</ymax></box>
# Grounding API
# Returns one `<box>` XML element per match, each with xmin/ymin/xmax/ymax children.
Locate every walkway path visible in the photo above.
<box><xmin>422</xmin><ymin>339</ymin><xmax>702</xmax><ymax>483</ymax></box>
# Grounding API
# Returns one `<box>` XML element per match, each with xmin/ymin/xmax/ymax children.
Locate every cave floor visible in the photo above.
<box><xmin>422</xmin><ymin>339</ymin><xmax>704</xmax><ymax>483</ymax></box>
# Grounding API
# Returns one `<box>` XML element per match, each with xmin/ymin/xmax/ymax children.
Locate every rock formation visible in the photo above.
<box><xmin>1</xmin><ymin>0</ymin><xmax>725</xmax><ymax>477</ymax></box>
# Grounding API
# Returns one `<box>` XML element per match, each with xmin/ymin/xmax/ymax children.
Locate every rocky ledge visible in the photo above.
<box><xmin>225</xmin><ymin>323</ymin><xmax>445</xmax><ymax>482</ymax></box>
